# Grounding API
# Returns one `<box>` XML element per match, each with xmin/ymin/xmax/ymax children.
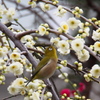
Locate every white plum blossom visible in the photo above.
<box><xmin>83</xmin><ymin>27</ymin><xmax>90</xmax><ymax>36</ymax></box>
<box><xmin>21</xmin><ymin>35</ymin><xmax>33</xmax><ymax>43</ymax></box>
<box><xmin>2</xmin><ymin>37</ymin><xmax>9</xmax><ymax>46</ymax></box>
<box><xmin>76</xmin><ymin>49</ymin><xmax>90</xmax><ymax>62</ymax></box>
<box><xmin>84</xmin><ymin>73</ymin><xmax>91</xmax><ymax>82</ymax></box>
<box><xmin>24</xmin><ymin>96</ymin><xmax>30</xmax><ymax>100</ymax></box>
<box><xmin>40</xmin><ymin>3</ymin><xmax>50</xmax><ymax>12</ymax></box>
<box><xmin>7</xmin><ymin>85</ymin><xmax>19</xmax><ymax>95</ymax></box>
<box><xmin>0</xmin><ymin>59</ymin><xmax>5</xmax><ymax>66</ymax></box>
<box><xmin>57</xmin><ymin>40</ymin><xmax>70</xmax><ymax>55</ymax></box>
<box><xmin>33</xmin><ymin>79</ymin><xmax>44</xmax><ymax>84</ymax></box>
<box><xmin>67</xmin><ymin>17</ymin><xmax>81</xmax><ymax>29</ymax></box>
<box><xmin>2</xmin><ymin>47</ymin><xmax>8</xmax><ymax>54</ymax></box>
<box><xmin>25</xmin><ymin>41</ymin><xmax>34</xmax><ymax>48</ymax></box>
<box><xmin>30</xmin><ymin>92</ymin><xmax>40</xmax><ymax>100</ymax></box>
<box><xmin>92</xmin><ymin>30</ymin><xmax>100</xmax><ymax>41</ymax></box>
<box><xmin>79</xmin><ymin>22</ymin><xmax>84</xmax><ymax>29</ymax></box>
<box><xmin>17</xmin><ymin>0</ymin><xmax>21</xmax><ymax>3</ymax></box>
<box><xmin>58</xmin><ymin>72</ymin><xmax>68</xmax><ymax>79</ymax></box>
<box><xmin>0</xmin><ymin>47</ymin><xmax>6</xmax><ymax>57</ymax></box>
<box><xmin>10</xmin><ymin>52</ymin><xmax>20</xmax><ymax>60</ymax></box>
<box><xmin>60</xmin><ymin>22</ymin><xmax>69</xmax><ymax>33</ymax></box>
<box><xmin>46</xmin><ymin>92</ymin><xmax>52</xmax><ymax>98</ymax></box>
<box><xmin>26</xmin><ymin>82</ymin><xmax>38</xmax><ymax>91</ymax></box>
<box><xmin>0</xmin><ymin>75</ymin><xmax>5</xmax><ymax>82</ymax></box>
<box><xmin>58</xmin><ymin>40</ymin><xmax>69</xmax><ymax>49</ymax></box>
<box><xmin>7</xmin><ymin>78</ymin><xmax>26</xmax><ymax>95</ymax></box>
<box><xmin>14</xmin><ymin>68</ymin><xmax>23</xmax><ymax>76</ymax></box>
<box><xmin>78</xmin><ymin>22</ymin><xmax>90</xmax><ymax>37</ymax></box>
<box><xmin>0</xmin><ymin>5</ymin><xmax>4</xmax><ymax>17</ymax></box>
<box><xmin>12</xmin><ymin>78</ymin><xmax>26</xmax><ymax>87</ymax></box>
<box><xmin>94</xmin><ymin>41</ymin><xmax>100</xmax><ymax>52</ymax></box>
<box><xmin>71</xmin><ymin>38</ymin><xmax>85</xmax><ymax>51</ymax></box>
<box><xmin>0</xmin><ymin>47</ymin><xmax>8</xmax><ymax>58</ymax></box>
<box><xmin>38</xmin><ymin>25</ymin><xmax>47</xmax><ymax>36</ymax></box>
<box><xmin>8</xmin><ymin>62</ymin><xmax>23</xmax><ymax>74</ymax></box>
<box><xmin>6</xmin><ymin>8</ymin><xmax>16</xmax><ymax>20</ymax></box>
<box><xmin>90</xmin><ymin>64</ymin><xmax>100</xmax><ymax>78</ymax></box>
<box><xmin>50</xmin><ymin>37</ymin><xmax>60</xmax><ymax>47</ymax></box>
<box><xmin>55</xmin><ymin>5</ymin><xmax>67</xmax><ymax>17</ymax></box>
<box><xmin>74</xmin><ymin>6</ymin><xmax>83</xmax><ymax>14</ymax></box>
<box><xmin>28</xmin><ymin>1</ymin><xmax>36</xmax><ymax>8</ymax></box>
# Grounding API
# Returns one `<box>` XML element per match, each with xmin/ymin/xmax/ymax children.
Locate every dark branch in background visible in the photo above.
<box><xmin>41</xmin><ymin>0</ymin><xmax>99</xmax><ymax>29</ymax></box>
<box><xmin>86</xmin><ymin>0</ymin><xmax>100</xmax><ymax>13</ymax></box>
<box><xmin>2</xmin><ymin>94</ymin><xmax>20</xmax><ymax>100</ymax></box>
<box><xmin>7</xmin><ymin>0</ymin><xmax>58</xmax><ymax>29</ymax></box>
<box><xmin>37</xmin><ymin>6</ymin><xmax>60</xmax><ymax>27</ymax></box>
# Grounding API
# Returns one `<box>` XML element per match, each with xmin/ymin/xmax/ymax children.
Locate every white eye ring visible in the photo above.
<box><xmin>49</xmin><ymin>48</ymin><xmax>52</xmax><ymax>51</ymax></box>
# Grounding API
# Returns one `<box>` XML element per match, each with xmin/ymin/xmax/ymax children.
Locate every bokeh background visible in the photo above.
<box><xmin>0</xmin><ymin>0</ymin><xmax>100</xmax><ymax>100</ymax></box>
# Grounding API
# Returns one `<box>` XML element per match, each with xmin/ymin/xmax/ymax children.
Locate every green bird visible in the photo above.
<box><xmin>26</xmin><ymin>46</ymin><xmax>58</xmax><ymax>86</ymax></box>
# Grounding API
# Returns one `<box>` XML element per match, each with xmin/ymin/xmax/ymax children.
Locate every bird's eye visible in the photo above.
<box><xmin>49</xmin><ymin>48</ymin><xmax>52</xmax><ymax>51</ymax></box>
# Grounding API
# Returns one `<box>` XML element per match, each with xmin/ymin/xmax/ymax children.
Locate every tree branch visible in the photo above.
<box><xmin>0</xmin><ymin>22</ymin><xmax>37</xmax><ymax>68</ymax></box>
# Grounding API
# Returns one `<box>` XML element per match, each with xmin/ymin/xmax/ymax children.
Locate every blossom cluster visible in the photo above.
<box><xmin>7</xmin><ymin>78</ymin><xmax>52</xmax><ymax>100</ymax></box>
<box><xmin>0</xmin><ymin>5</ymin><xmax>16</xmax><ymax>22</ymax></box>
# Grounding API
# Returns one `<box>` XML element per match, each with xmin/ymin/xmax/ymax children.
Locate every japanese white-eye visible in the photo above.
<box><xmin>26</xmin><ymin>46</ymin><xmax>58</xmax><ymax>85</ymax></box>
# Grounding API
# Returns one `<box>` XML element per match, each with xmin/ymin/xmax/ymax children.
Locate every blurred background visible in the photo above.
<box><xmin>0</xmin><ymin>0</ymin><xmax>100</xmax><ymax>100</ymax></box>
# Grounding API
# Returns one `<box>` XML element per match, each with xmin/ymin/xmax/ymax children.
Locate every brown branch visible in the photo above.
<box><xmin>15</xmin><ymin>30</ymin><xmax>37</xmax><ymax>40</ymax></box>
<box><xmin>67</xmin><ymin>63</ymin><xmax>100</xmax><ymax>84</ymax></box>
<box><xmin>16</xmin><ymin>28</ymin><xmax>100</xmax><ymax>62</ymax></box>
<box><xmin>86</xmin><ymin>0</ymin><xmax>100</xmax><ymax>13</ymax></box>
<box><xmin>41</xmin><ymin>0</ymin><xmax>99</xmax><ymax>29</ymax></box>
<box><xmin>37</xmin><ymin>6</ymin><xmax>60</xmax><ymax>27</ymax></box>
<box><xmin>49</xmin><ymin>30</ymin><xmax>100</xmax><ymax>62</ymax></box>
<box><xmin>27</xmin><ymin>47</ymin><xmax>44</xmax><ymax>55</ymax></box>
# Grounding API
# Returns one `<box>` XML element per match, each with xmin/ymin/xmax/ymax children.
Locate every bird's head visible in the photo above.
<box><xmin>44</xmin><ymin>46</ymin><xmax>57</xmax><ymax>58</ymax></box>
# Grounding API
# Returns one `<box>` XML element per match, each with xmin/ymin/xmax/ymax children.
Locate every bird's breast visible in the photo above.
<box><xmin>37</xmin><ymin>59</ymin><xmax>57</xmax><ymax>79</ymax></box>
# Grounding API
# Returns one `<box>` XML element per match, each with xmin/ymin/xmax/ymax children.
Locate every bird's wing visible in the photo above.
<box><xmin>31</xmin><ymin>56</ymin><xmax>50</xmax><ymax>79</ymax></box>
<box><xmin>25</xmin><ymin>56</ymin><xmax>50</xmax><ymax>86</ymax></box>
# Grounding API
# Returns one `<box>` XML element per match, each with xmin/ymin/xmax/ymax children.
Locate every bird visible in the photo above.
<box><xmin>26</xmin><ymin>46</ymin><xmax>58</xmax><ymax>86</ymax></box>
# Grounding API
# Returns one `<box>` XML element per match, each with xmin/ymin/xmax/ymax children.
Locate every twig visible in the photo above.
<box><xmin>1</xmin><ymin>0</ymin><xmax>8</xmax><ymax>9</ymax></box>
<box><xmin>2</xmin><ymin>94</ymin><xmax>20</xmax><ymax>100</ymax></box>
<box><xmin>15</xmin><ymin>30</ymin><xmax>37</xmax><ymax>40</ymax></box>
<box><xmin>67</xmin><ymin>63</ymin><xmax>100</xmax><ymax>83</ymax></box>
<box><xmin>27</xmin><ymin>47</ymin><xmax>44</xmax><ymax>55</ymax></box>
<box><xmin>46</xmin><ymin>79</ymin><xmax>60</xmax><ymax>100</ymax></box>
<box><xmin>41</xmin><ymin>87</ymin><xmax>46</xmax><ymax>100</ymax></box>
<box><xmin>14</xmin><ymin>19</ymin><xmax>27</xmax><ymax>31</ymax></box>
<box><xmin>41</xmin><ymin>0</ymin><xmax>99</xmax><ymax>29</ymax></box>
